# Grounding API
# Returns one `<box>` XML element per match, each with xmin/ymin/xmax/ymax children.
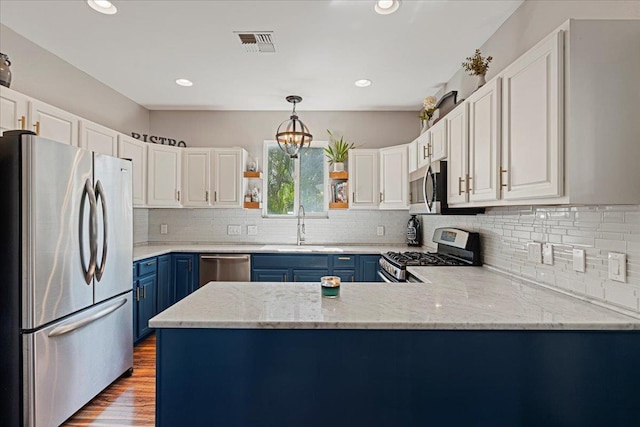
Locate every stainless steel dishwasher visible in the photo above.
<box><xmin>199</xmin><ymin>254</ymin><xmax>251</xmax><ymax>287</ymax></box>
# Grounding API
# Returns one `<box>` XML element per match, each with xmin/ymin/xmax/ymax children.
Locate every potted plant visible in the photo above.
<box><xmin>325</xmin><ymin>130</ymin><xmax>355</xmax><ymax>172</ymax></box>
<box><xmin>462</xmin><ymin>49</ymin><xmax>493</xmax><ymax>90</ymax></box>
<box><xmin>419</xmin><ymin>96</ymin><xmax>437</xmax><ymax>133</ymax></box>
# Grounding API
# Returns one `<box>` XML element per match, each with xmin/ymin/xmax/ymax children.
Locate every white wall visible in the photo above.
<box><xmin>0</xmin><ymin>24</ymin><xmax>150</xmax><ymax>134</ymax></box>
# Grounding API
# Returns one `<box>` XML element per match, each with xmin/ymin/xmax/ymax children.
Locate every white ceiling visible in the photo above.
<box><xmin>0</xmin><ymin>0</ymin><xmax>523</xmax><ymax>111</ymax></box>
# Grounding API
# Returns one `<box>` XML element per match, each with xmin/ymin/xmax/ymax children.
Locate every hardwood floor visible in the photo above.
<box><xmin>63</xmin><ymin>334</ymin><xmax>156</xmax><ymax>426</ymax></box>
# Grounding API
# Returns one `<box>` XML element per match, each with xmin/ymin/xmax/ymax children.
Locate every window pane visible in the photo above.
<box><xmin>299</xmin><ymin>147</ymin><xmax>325</xmax><ymax>214</ymax></box>
<box><xmin>267</xmin><ymin>145</ymin><xmax>295</xmax><ymax>215</ymax></box>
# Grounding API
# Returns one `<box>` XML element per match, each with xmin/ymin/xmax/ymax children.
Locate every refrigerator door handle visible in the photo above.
<box><xmin>79</xmin><ymin>179</ymin><xmax>98</xmax><ymax>285</ymax></box>
<box><xmin>94</xmin><ymin>180</ymin><xmax>108</xmax><ymax>282</ymax></box>
<box><xmin>47</xmin><ymin>297</ymin><xmax>127</xmax><ymax>337</ymax></box>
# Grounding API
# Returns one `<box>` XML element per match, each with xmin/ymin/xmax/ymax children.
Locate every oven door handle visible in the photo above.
<box><xmin>378</xmin><ymin>271</ymin><xmax>394</xmax><ymax>283</ymax></box>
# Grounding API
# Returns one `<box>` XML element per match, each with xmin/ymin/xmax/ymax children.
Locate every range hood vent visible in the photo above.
<box><xmin>234</xmin><ymin>31</ymin><xmax>276</xmax><ymax>53</ymax></box>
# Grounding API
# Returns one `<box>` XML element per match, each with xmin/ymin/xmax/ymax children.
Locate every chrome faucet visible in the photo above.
<box><xmin>297</xmin><ymin>204</ymin><xmax>306</xmax><ymax>245</ymax></box>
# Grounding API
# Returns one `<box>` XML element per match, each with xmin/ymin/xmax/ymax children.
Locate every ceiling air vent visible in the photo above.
<box><xmin>234</xmin><ymin>31</ymin><xmax>276</xmax><ymax>53</ymax></box>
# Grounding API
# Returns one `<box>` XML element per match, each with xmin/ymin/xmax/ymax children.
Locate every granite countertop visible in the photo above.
<box><xmin>133</xmin><ymin>243</ymin><xmax>408</xmax><ymax>261</ymax></box>
<box><xmin>149</xmin><ymin>267</ymin><xmax>640</xmax><ymax>331</ymax></box>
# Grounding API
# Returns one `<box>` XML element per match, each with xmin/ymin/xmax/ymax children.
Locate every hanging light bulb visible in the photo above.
<box><xmin>275</xmin><ymin>95</ymin><xmax>313</xmax><ymax>158</ymax></box>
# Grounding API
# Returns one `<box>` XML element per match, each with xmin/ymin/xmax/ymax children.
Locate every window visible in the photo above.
<box><xmin>264</xmin><ymin>141</ymin><xmax>328</xmax><ymax>217</ymax></box>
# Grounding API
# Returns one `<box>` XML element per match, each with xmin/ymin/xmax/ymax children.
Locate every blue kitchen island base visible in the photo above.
<box><xmin>156</xmin><ymin>328</ymin><xmax>640</xmax><ymax>427</ymax></box>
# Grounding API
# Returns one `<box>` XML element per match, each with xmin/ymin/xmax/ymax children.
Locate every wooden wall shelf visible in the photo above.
<box><xmin>329</xmin><ymin>202</ymin><xmax>348</xmax><ymax>209</ymax></box>
<box><xmin>329</xmin><ymin>171</ymin><xmax>348</xmax><ymax>180</ymax></box>
<box><xmin>243</xmin><ymin>201</ymin><xmax>261</xmax><ymax>209</ymax></box>
<box><xmin>244</xmin><ymin>171</ymin><xmax>262</xmax><ymax>178</ymax></box>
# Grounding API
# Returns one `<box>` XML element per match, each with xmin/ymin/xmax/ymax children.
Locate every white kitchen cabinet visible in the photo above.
<box><xmin>379</xmin><ymin>145</ymin><xmax>409</xmax><ymax>210</ymax></box>
<box><xmin>79</xmin><ymin>119</ymin><xmax>118</xmax><ymax>156</ymax></box>
<box><xmin>147</xmin><ymin>144</ymin><xmax>182</xmax><ymax>208</ymax></box>
<box><xmin>468</xmin><ymin>78</ymin><xmax>501</xmax><ymax>204</ymax></box>
<box><xmin>429</xmin><ymin>119</ymin><xmax>447</xmax><ymax>162</ymax></box>
<box><xmin>212</xmin><ymin>148</ymin><xmax>245</xmax><ymax>208</ymax></box>
<box><xmin>29</xmin><ymin>98</ymin><xmax>79</xmax><ymax>146</ymax></box>
<box><xmin>117</xmin><ymin>135</ymin><xmax>147</xmax><ymax>206</ymax></box>
<box><xmin>348</xmin><ymin>149</ymin><xmax>379</xmax><ymax>209</ymax></box>
<box><xmin>446</xmin><ymin>104</ymin><xmax>469</xmax><ymax>205</ymax></box>
<box><xmin>408</xmin><ymin>139</ymin><xmax>418</xmax><ymax>173</ymax></box>
<box><xmin>0</xmin><ymin>86</ymin><xmax>28</xmax><ymax>134</ymax></box>
<box><xmin>416</xmin><ymin>131</ymin><xmax>430</xmax><ymax>169</ymax></box>
<box><xmin>500</xmin><ymin>29</ymin><xmax>563</xmax><ymax>201</ymax></box>
<box><xmin>182</xmin><ymin>149</ymin><xmax>213</xmax><ymax>207</ymax></box>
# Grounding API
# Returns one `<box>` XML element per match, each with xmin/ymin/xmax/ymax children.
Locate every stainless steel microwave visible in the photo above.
<box><xmin>409</xmin><ymin>161</ymin><xmax>484</xmax><ymax>215</ymax></box>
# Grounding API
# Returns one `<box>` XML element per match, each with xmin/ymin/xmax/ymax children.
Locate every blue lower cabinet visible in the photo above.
<box><xmin>253</xmin><ymin>268</ymin><xmax>289</xmax><ymax>282</ymax></box>
<box><xmin>333</xmin><ymin>269</ymin><xmax>356</xmax><ymax>283</ymax></box>
<box><xmin>359</xmin><ymin>255</ymin><xmax>382</xmax><ymax>282</ymax></box>
<box><xmin>136</xmin><ymin>274</ymin><xmax>157</xmax><ymax>340</ymax></box>
<box><xmin>172</xmin><ymin>253</ymin><xmax>199</xmax><ymax>302</ymax></box>
<box><xmin>292</xmin><ymin>269</ymin><xmax>330</xmax><ymax>282</ymax></box>
<box><xmin>157</xmin><ymin>254</ymin><xmax>172</xmax><ymax>312</ymax></box>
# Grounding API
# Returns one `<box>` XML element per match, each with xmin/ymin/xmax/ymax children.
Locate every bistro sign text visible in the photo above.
<box><xmin>131</xmin><ymin>132</ymin><xmax>187</xmax><ymax>147</ymax></box>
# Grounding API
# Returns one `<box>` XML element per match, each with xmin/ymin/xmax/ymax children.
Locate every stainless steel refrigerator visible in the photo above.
<box><xmin>0</xmin><ymin>130</ymin><xmax>134</xmax><ymax>426</ymax></box>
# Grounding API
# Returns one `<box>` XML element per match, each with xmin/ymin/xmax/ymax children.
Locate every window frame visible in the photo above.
<box><xmin>262</xmin><ymin>140</ymin><xmax>329</xmax><ymax>218</ymax></box>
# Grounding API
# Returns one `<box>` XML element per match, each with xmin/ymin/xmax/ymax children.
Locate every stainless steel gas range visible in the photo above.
<box><xmin>379</xmin><ymin>227</ymin><xmax>481</xmax><ymax>282</ymax></box>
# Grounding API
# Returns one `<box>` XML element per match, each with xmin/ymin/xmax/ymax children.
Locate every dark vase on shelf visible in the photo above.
<box><xmin>0</xmin><ymin>53</ymin><xmax>12</xmax><ymax>88</ymax></box>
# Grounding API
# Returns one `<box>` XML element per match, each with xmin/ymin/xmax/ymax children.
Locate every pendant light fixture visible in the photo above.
<box><xmin>275</xmin><ymin>95</ymin><xmax>313</xmax><ymax>158</ymax></box>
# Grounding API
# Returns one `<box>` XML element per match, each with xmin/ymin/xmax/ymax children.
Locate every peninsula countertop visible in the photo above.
<box><xmin>149</xmin><ymin>267</ymin><xmax>640</xmax><ymax>330</ymax></box>
<box><xmin>133</xmin><ymin>243</ymin><xmax>408</xmax><ymax>261</ymax></box>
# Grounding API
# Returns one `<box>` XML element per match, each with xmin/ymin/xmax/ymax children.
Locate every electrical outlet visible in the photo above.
<box><xmin>527</xmin><ymin>242</ymin><xmax>542</xmax><ymax>263</ymax></box>
<box><xmin>572</xmin><ymin>249</ymin><xmax>585</xmax><ymax>272</ymax></box>
<box><xmin>247</xmin><ymin>225</ymin><xmax>258</xmax><ymax>236</ymax></box>
<box><xmin>160</xmin><ymin>224</ymin><xmax>168</xmax><ymax>235</ymax></box>
<box><xmin>608</xmin><ymin>252</ymin><xmax>627</xmax><ymax>283</ymax></box>
<box><xmin>227</xmin><ymin>225</ymin><xmax>241</xmax><ymax>235</ymax></box>
<box><xmin>543</xmin><ymin>243</ymin><xmax>554</xmax><ymax>265</ymax></box>
<box><xmin>377</xmin><ymin>226</ymin><xmax>384</xmax><ymax>236</ymax></box>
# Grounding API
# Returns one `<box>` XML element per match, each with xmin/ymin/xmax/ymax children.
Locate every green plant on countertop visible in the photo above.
<box><xmin>462</xmin><ymin>49</ymin><xmax>493</xmax><ymax>76</ymax></box>
<box><xmin>324</xmin><ymin>130</ymin><xmax>355</xmax><ymax>165</ymax></box>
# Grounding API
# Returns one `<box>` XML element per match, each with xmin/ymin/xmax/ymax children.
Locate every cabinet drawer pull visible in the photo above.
<box><xmin>423</xmin><ymin>145</ymin><xmax>428</xmax><ymax>160</ymax></box>
<box><xmin>500</xmin><ymin>168</ymin><xmax>508</xmax><ymax>188</ymax></box>
<box><xmin>142</xmin><ymin>286</ymin><xmax>146</xmax><ymax>299</ymax></box>
<box><xmin>145</xmin><ymin>261</ymin><xmax>155</xmax><ymax>266</ymax></box>
<box><xmin>283</xmin><ymin>274</ymin><xmax>287</xmax><ymax>281</ymax></box>
<box><xmin>338</xmin><ymin>257</ymin><xmax>351</xmax><ymax>261</ymax></box>
<box><xmin>19</xmin><ymin>116</ymin><xmax>26</xmax><ymax>130</ymax></box>
<box><xmin>458</xmin><ymin>177</ymin><xmax>464</xmax><ymax>195</ymax></box>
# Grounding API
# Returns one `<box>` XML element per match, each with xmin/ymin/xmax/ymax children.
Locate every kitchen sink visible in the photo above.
<box><xmin>261</xmin><ymin>245</ymin><xmax>344</xmax><ymax>253</ymax></box>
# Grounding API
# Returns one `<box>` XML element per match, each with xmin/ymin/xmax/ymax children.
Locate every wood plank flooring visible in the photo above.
<box><xmin>63</xmin><ymin>334</ymin><xmax>156</xmax><ymax>426</ymax></box>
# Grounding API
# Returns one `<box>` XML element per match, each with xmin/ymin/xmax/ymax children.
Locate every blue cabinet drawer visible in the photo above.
<box><xmin>253</xmin><ymin>254</ymin><xmax>329</xmax><ymax>269</ymax></box>
<box><xmin>332</xmin><ymin>254</ymin><xmax>356</xmax><ymax>268</ymax></box>
<box><xmin>333</xmin><ymin>269</ymin><xmax>356</xmax><ymax>283</ymax></box>
<box><xmin>137</xmin><ymin>258</ymin><xmax>157</xmax><ymax>277</ymax></box>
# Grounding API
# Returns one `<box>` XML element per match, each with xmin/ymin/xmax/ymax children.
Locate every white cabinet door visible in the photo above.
<box><xmin>408</xmin><ymin>139</ymin><xmax>418</xmax><ymax>173</ymax></box>
<box><xmin>429</xmin><ymin>119</ymin><xmax>447</xmax><ymax>161</ymax></box>
<box><xmin>416</xmin><ymin>131</ymin><xmax>431</xmax><ymax>169</ymax></box>
<box><xmin>348</xmin><ymin>149</ymin><xmax>379</xmax><ymax>209</ymax></box>
<box><xmin>117</xmin><ymin>135</ymin><xmax>147</xmax><ymax>206</ymax></box>
<box><xmin>501</xmin><ymin>30</ymin><xmax>563</xmax><ymax>201</ymax></box>
<box><xmin>379</xmin><ymin>145</ymin><xmax>409</xmax><ymax>210</ymax></box>
<box><xmin>468</xmin><ymin>78</ymin><xmax>501</xmax><ymax>203</ymax></box>
<box><xmin>213</xmin><ymin>148</ymin><xmax>244</xmax><ymax>208</ymax></box>
<box><xmin>79</xmin><ymin>120</ymin><xmax>118</xmax><ymax>156</ymax></box>
<box><xmin>446</xmin><ymin>104</ymin><xmax>469</xmax><ymax>205</ymax></box>
<box><xmin>0</xmin><ymin>86</ymin><xmax>28</xmax><ymax>134</ymax></box>
<box><xmin>29</xmin><ymin>99</ymin><xmax>79</xmax><ymax>146</ymax></box>
<box><xmin>147</xmin><ymin>144</ymin><xmax>182</xmax><ymax>207</ymax></box>
<box><xmin>182</xmin><ymin>149</ymin><xmax>212</xmax><ymax>207</ymax></box>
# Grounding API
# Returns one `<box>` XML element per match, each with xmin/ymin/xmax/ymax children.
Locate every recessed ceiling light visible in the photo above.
<box><xmin>354</xmin><ymin>79</ymin><xmax>372</xmax><ymax>87</ymax></box>
<box><xmin>175</xmin><ymin>79</ymin><xmax>193</xmax><ymax>87</ymax></box>
<box><xmin>87</xmin><ymin>0</ymin><xmax>117</xmax><ymax>15</ymax></box>
<box><xmin>374</xmin><ymin>0</ymin><xmax>400</xmax><ymax>15</ymax></box>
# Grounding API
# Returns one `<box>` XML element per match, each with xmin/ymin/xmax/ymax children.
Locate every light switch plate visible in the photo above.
<box><xmin>247</xmin><ymin>225</ymin><xmax>258</xmax><ymax>236</ymax></box>
<box><xmin>608</xmin><ymin>252</ymin><xmax>627</xmax><ymax>283</ymax></box>
<box><xmin>377</xmin><ymin>226</ymin><xmax>385</xmax><ymax>236</ymax></box>
<box><xmin>543</xmin><ymin>243</ymin><xmax>554</xmax><ymax>265</ymax></box>
<box><xmin>160</xmin><ymin>224</ymin><xmax>168</xmax><ymax>235</ymax></box>
<box><xmin>227</xmin><ymin>225</ymin><xmax>241</xmax><ymax>235</ymax></box>
<box><xmin>527</xmin><ymin>242</ymin><xmax>542</xmax><ymax>263</ymax></box>
<box><xmin>572</xmin><ymin>249</ymin><xmax>585</xmax><ymax>272</ymax></box>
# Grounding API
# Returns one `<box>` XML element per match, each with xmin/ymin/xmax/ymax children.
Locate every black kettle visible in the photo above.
<box><xmin>407</xmin><ymin>215</ymin><xmax>422</xmax><ymax>247</ymax></box>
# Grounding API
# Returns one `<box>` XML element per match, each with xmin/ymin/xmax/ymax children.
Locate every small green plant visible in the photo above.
<box><xmin>462</xmin><ymin>49</ymin><xmax>493</xmax><ymax>76</ymax></box>
<box><xmin>324</xmin><ymin>130</ymin><xmax>355</xmax><ymax>165</ymax></box>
